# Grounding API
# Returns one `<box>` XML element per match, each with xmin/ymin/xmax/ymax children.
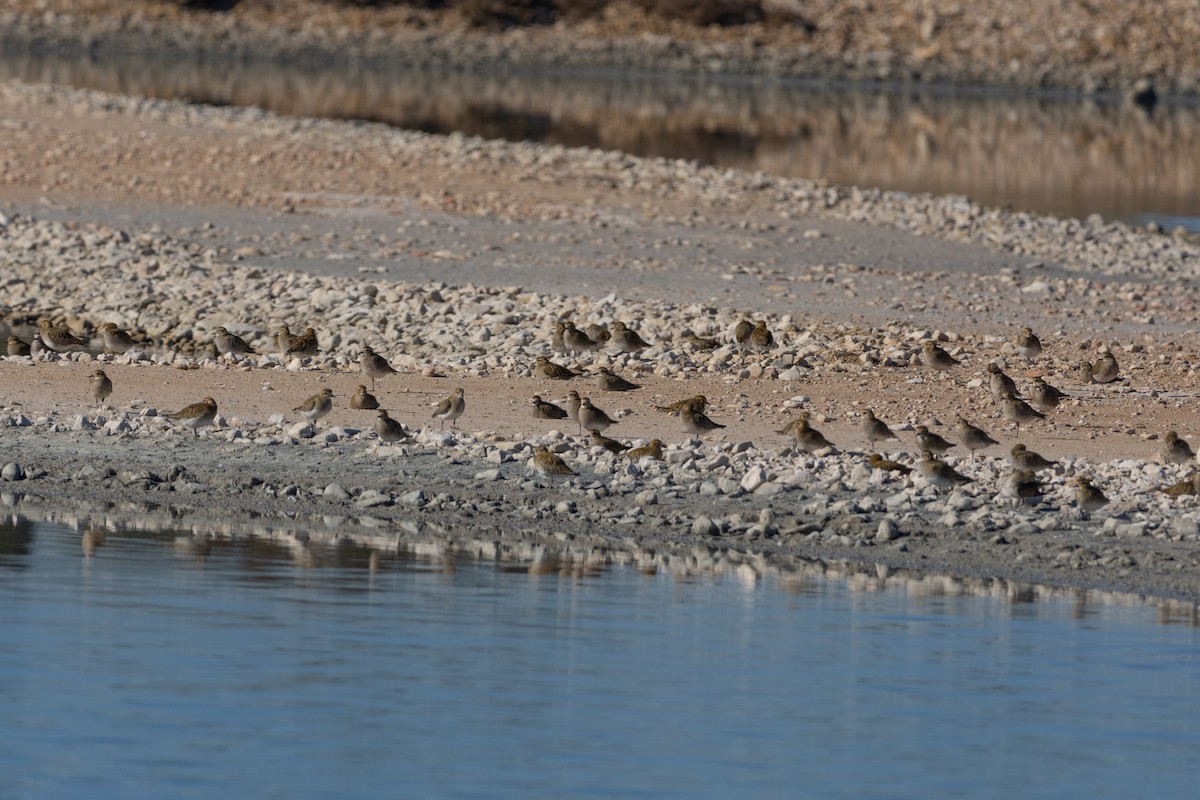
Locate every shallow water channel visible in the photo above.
<box><xmin>3</xmin><ymin>45</ymin><xmax>1200</xmax><ymax>230</ymax></box>
<box><xmin>2</xmin><ymin>519</ymin><xmax>1198</xmax><ymax>798</ymax></box>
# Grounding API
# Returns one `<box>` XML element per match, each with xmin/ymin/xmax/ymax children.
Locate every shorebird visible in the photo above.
<box><xmin>655</xmin><ymin>395</ymin><xmax>707</xmax><ymax>416</ymax></box>
<box><xmin>535</xmin><ymin>356</ymin><xmax>579</xmax><ymax>380</ymax></box>
<box><xmin>7</xmin><ymin>335</ymin><xmax>30</xmax><ymax>356</ymax></box>
<box><xmin>585</xmin><ymin>323</ymin><xmax>611</xmax><ymax>347</ymax></box>
<box><xmin>167</xmin><ymin>396</ymin><xmax>218</xmax><ymax>437</ymax></box>
<box><xmin>532</xmin><ymin>445</ymin><xmax>575</xmax><ymax>476</ymax></box>
<box><xmin>551</xmin><ymin>322</ymin><xmax>569</xmax><ymax>353</ymax></box>
<box><xmin>274</xmin><ymin>324</ymin><xmax>299</xmax><ymax>354</ymax></box>
<box><xmin>1010</xmin><ymin>443</ymin><xmax>1056</xmax><ymax>472</ymax></box>
<box><xmin>595</xmin><ymin>366</ymin><xmax>640</xmax><ymax>392</ymax></box>
<box><xmin>564</xmin><ymin>390</ymin><xmax>583</xmax><ymax>434</ymax></box>
<box><xmin>861</xmin><ymin>409</ymin><xmax>899</xmax><ymax>447</ymax></box>
<box><xmin>432</xmin><ymin>388</ymin><xmax>466</xmax><ymax>430</ymax></box>
<box><xmin>89</xmin><ymin>369</ymin><xmax>113</xmax><ymax>407</ymax></box>
<box><xmin>733</xmin><ymin>319</ymin><xmax>754</xmax><ymax>352</ymax></box>
<box><xmin>1091</xmin><ymin>350</ymin><xmax>1120</xmax><ymax>383</ymax></box>
<box><xmin>682</xmin><ymin>330</ymin><xmax>720</xmax><ymax>350</ymax></box>
<box><xmin>1160</xmin><ymin>472</ymin><xmax>1200</xmax><ymax>497</ymax></box>
<box><xmin>1002</xmin><ymin>390</ymin><xmax>1045</xmax><ymax>432</ymax></box>
<box><xmin>1030</xmin><ymin>377</ymin><xmax>1070</xmax><ymax>413</ymax></box>
<box><xmin>350</xmin><ymin>385</ymin><xmax>380</xmax><ymax>410</ymax></box>
<box><xmin>681</xmin><ymin>406</ymin><xmax>726</xmax><ymax>437</ymax></box>
<box><xmin>1016</xmin><ymin>326</ymin><xmax>1043</xmax><ymax>360</ymax></box>
<box><xmin>360</xmin><ymin>345</ymin><xmax>398</xmax><ymax>390</ymax></box>
<box><xmin>100</xmin><ymin>322</ymin><xmax>138</xmax><ymax>354</ymax></box>
<box><xmin>918</xmin><ymin>451</ymin><xmax>973</xmax><ymax>490</ymax></box>
<box><xmin>867</xmin><ymin>453</ymin><xmax>911</xmax><ymax>475</ymax></box>
<box><xmin>922</xmin><ymin>341</ymin><xmax>961</xmax><ymax>371</ymax></box>
<box><xmin>610</xmin><ymin>320</ymin><xmax>651</xmax><ymax>354</ymax></box>
<box><xmin>748</xmin><ymin>320</ymin><xmax>774</xmax><ymax>353</ymax></box>
<box><xmin>589</xmin><ymin>429</ymin><xmax>629</xmax><ymax>454</ymax></box>
<box><xmin>294</xmin><ymin>388</ymin><xmax>334</xmax><ymax>425</ymax></box>
<box><xmin>562</xmin><ymin>322</ymin><xmax>601</xmax><ymax>353</ymax></box>
<box><xmin>626</xmin><ymin>439</ymin><xmax>665</xmax><ymax>461</ymax></box>
<box><xmin>987</xmin><ymin>363</ymin><xmax>1019</xmax><ymax>403</ymax></box>
<box><xmin>213</xmin><ymin>326</ymin><xmax>257</xmax><ymax>358</ymax></box>
<box><xmin>286</xmin><ymin>327</ymin><xmax>319</xmax><ymax>358</ymax></box>
<box><xmin>530</xmin><ymin>394</ymin><xmax>568</xmax><ymax>420</ymax></box>
<box><xmin>1004</xmin><ymin>468</ymin><xmax>1043</xmax><ymax>504</ymax></box>
<box><xmin>778</xmin><ymin>412</ymin><xmax>835</xmax><ymax>454</ymax></box>
<box><xmin>1161</xmin><ymin>431</ymin><xmax>1197</xmax><ymax>465</ymax></box>
<box><xmin>374</xmin><ymin>409</ymin><xmax>410</xmax><ymax>444</ymax></box>
<box><xmin>955</xmin><ymin>416</ymin><xmax>999</xmax><ymax>461</ymax></box>
<box><xmin>1074</xmin><ymin>476</ymin><xmax>1108</xmax><ymax>514</ymax></box>
<box><xmin>915</xmin><ymin>424</ymin><xmax>955</xmax><ymax>455</ymax></box>
<box><xmin>38</xmin><ymin>319</ymin><xmax>88</xmax><ymax>353</ymax></box>
<box><xmin>577</xmin><ymin>396</ymin><xmax>616</xmax><ymax>434</ymax></box>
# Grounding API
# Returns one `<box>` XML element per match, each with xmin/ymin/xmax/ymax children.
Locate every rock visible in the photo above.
<box><xmin>691</xmin><ymin>515</ymin><xmax>719</xmax><ymax>536</ymax></box>
<box><xmin>288</xmin><ymin>421</ymin><xmax>316</xmax><ymax>439</ymax></box>
<box><xmin>740</xmin><ymin>466</ymin><xmax>770</xmax><ymax>492</ymax></box>
<box><xmin>876</xmin><ymin>519</ymin><xmax>901</xmax><ymax>542</ymax></box>
<box><xmin>1</xmin><ymin>463</ymin><xmax>24</xmax><ymax>481</ymax></box>
<box><xmin>323</xmin><ymin>483</ymin><xmax>350</xmax><ymax>501</ymax></box>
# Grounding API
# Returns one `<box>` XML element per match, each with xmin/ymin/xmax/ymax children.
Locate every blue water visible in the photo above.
<box><xmin>1</xmin><ymin>521</ymin><xmax>1198</xmax><ymax>799</ymax></box>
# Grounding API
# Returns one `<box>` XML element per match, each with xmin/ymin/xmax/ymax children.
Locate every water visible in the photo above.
<box><xmin>2</xmin><ymin>519</ymin><xmax>1199</xmax><ymax>799</ymax></box>
<box><xmin>3</xmin><ymin>46</ymin><xmax>1200</xmax><ymax>230</ymax></box>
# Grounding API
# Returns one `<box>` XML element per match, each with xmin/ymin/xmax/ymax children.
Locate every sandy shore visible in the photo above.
<box><xmin>2</xmin><ymin>79</ymin><xmax>1200</xmax><ymax>602</ymax></box>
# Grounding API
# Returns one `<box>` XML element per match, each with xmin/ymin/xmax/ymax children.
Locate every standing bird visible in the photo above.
<box><xmin>1010</xmin><ymin>443</ymin><xmax>1057</xmax><ymax>472</ymax></box>
<box><xmin>626</xmin><ymin>439</ymin><xmax>665</xmax><ymax>461</ymax></box>
<box><xmin>733</xmin><ymin>319</ymin><xmax>754</xmax><ymax>352</ymax></box>
<box><xmin>350</xmin><ymin>385</ymin><xmax>380</xmax><ymax>410</ymax></box>
<box><xmin>286</xmin><ymin>327</ymin><xmax>319</xmax><ymax>358</ymax></box>
<box><xmin>1161</xmin><ymin>431</ymin><xmax>1197</xmax><ymax>465</ymax></box>
<box><xmin>915</xmin><ymin>424</ymin><xmax>956</xmax><ymax>456</ymax></box>
<box><xmin>955</xmin><ymin>416</ymin><xmax>999</xmax><ymax>461</ymax></box>
<box><xmin>535</xmin><ymin>356</ymin><xmax>579</xmax><ymax>380</ymax></box>
<box><xmin>360</xmin><ymin>345</ymin><xmax>398</xmax><ymax>390</ymax></box>
<box><xmin>861</xmin><ymin>409</ymin><xmax>899</xmax><ymax>448</ymax></box>
<box><xmin>1004</xmin><ymin>469</ymin><xmax>1043</xmax><ymax>504</ymax></box>
<box><xmin>595</xmin><ymin>366</ymin><xmax>640</xmax><ymax>392</ymax></box>
<box><xmin>532</xmin><ymin>445</ymin><xmax>576</xmax><ymax>477</ymax></box>
<box><xmin>38</xmin><ymin>319</ymin><xmax>89</xmax><ymax>353</ymax></box>
<box><xmin>551</xmin><ymin>322</ymin><xmax>568</xmax><ymax>354</ymax></box>
<box><xmin>577</xmin><ymin>396</ymin><xmax>616</xmax><ymax>434</ymax></box>
<box><xmin>274</xmin><ymin>324</ymin><xmax>299</xmax><ymax>354</ymax></box>
<box><xmin>89</xmin><ymin>369</ymin><xmax>113</xmax><ymax>407</ymax></box>
<box><xmin>167</xmin><ymin>396</ymin><xmax>218</xmax><ymax>437</ymax></box>
<box><xmin>584</xmin><ymin>323</ymin><xmax>611</xmax><ymax>347</ymax></box>
<box><xmin>100</xmin><ymin>322</ymin><xmax>138</xmax><ymax>354</ymax></box>
<box><xmin>1016</xmin><ymin>326</ymin><xmax>1043</xmax><ymax>360</ymax></box>
<box><xmin>1002</xmin><ymin>390</ymin><xmax>1045</xmax><ymax>432</ymax></box>
<box><xmin>432</xmin><ymin>387</ymin><xmax>466</xmax><ymax>430</ymax></box>
<box><xmin>374</xmin><ymin>409</ymin><xmax>410</xmax><ymax>444</ymax></box>
<box><xmin>682</xmin><ymin>330</ymin><xmax>720</xmax><ymax>351</ymax></box>
<box><xmin>778</xmin><ymin>412</ymin><xmax>835</xmax><ymax>454</ymax></box>
<box><xmin>564</xmin><ymin>390</ymin><xmax>583</xmax><ymax>434</ymax></box>
<box><xmin>1074</xmin><ymin>476</ymin><xmax>1108</xmax><ymax>514</ymax></box>
<box><xmin>987</xmin><ymin>363</ymin><xmax>1019</xmax><ymax>403</ymax></box>
<box><xmin>589</xmin><ymin>429</ymin><xmax>629</xmax><ymax>454</ymax></box>
<box><xmin>681</xmin><ymin>406</ymin><xmax>726</xmax><ymax>437</ymax></box>
<box><xmin>1030</xmin><ymin>377</ymin><xmax>1070</xmax><ymax>413</ymax></box>
<box><xmin>530</xmin><ymin>395</ymin><xmax>568</xmax><ymax>420</ymax></box>
<box><xmin>294</xmin><ymin>388</ymin><xmax>335</xmax><ymax>425</ymax></box>
<box><xmin>562</xmin><ymin>322</ymin><xmax>601</xmax><ymax>353</ymax></box>
<box><xmin>610</xmin><ymin>320</ymin><xmax>651</xmax><ymax>354</ymax></box>
<box><xmin>1091</xmin><ymin>350</ymin><xmax>1119</xmax><ymax>383</ymax></box>
<box><xmin>922</xmin><ymin>341</ymin><xmax>961</xmax><ymax>371</ymax></box>
<box><xmin>748</xmin><ymin>320</ymin><xmax>774</xmax><ymax>354</ymax></box>
<box><xmin>213</xmin><ymin>326</ymin><xmax>257</xmax><ymax>359</ymax></box>
<box><xmin>7</xmin><ymin>335</ymin><xmax>31</xmax><ymax>357</ymax></box>
<box><xmin>918</xmin><ymin>451</ymin><xmax>973</xmax><ymax>490</ymax></box>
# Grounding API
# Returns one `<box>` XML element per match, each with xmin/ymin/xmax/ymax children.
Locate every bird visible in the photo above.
<box><xmin>286</xmin><ymin>327</ymin><xmax>319</xmax><ymax>358</ymax></box>
<box><xmin>213</xmin><ymin>326</ymin><xmax>257</xmax><ymax>358</ymax></box>
<box><xmin>595</xmin><ymin>366</ymin><xmax>640</xmax><ymax>392</ymax></box>
<box><xmin>432</xmin><ymin>387</ymin><xmax>465</xmax><ymax>430</ymax></box>
<box><xmin>987</xmin><ymin>363</ymin><xmax>1019</xmax><ymax>403</ymax></box>
<box><xmin>1030</xmin><ymin>377</ymin><xmax>1070</xmax><ymax>413</ymax></box>
<box><xmin>733</xmin><ymin>319</ymin><xmax>754</xmax><ymax>351</ymax></box>
<box><xmin>610</xmin><ymin>320</ymin><xmax>651</xmax><ymax>354</ymax></box>
<box><xmin>922</xmin><ymin>341</ymin><xmax>961</xmax><ymax>371</ymax></box>
<box><xmin>350</xmin><ymin>384</ymin><xmax>380</xmax><ymax>410</ymax></box>
<box><xmin>655</xmin><ymin>395</ymin><xmax>708</xmax><ymax>416</ymax></box>
<box><xmin>89</xmin><ymin>369</ymin><xmax>113</xmax><ymax>407</ymax></box>
<box><xmin>681</xmin><ymin>406</ymin><xmax>726</xmax><ymax>437</ymax></box>
<box><xmin>167</xmin><ymin>396</ymin><xmax>218</xmax><ymax>437</ymax></box>
<box><xmin>1016</xmin><ymin>326</ymin><xmax>1043</xmax><ymax>360</ymax></box>
<box><xmin>1004</xmin><ymin>469</ymin><xmax>1043</xmax><ymax>504</ymax></box>
<box><xmin>584</xmin><ymin>323</ymin><xmax>611</xmax><ymax>347</ymax></box>
<box><xmin>294</xmin><ymin>388</ymin><xmax>334</xmax><ymax>425</ymax></box>
<box><xmin>861</xmin><ymin>409</ymin><xmax>898</xmax><ymax>447</ymax></box>
<box><xmin>530</xmin><ymin>394</ymin><xmax>568</xmax><ymax>420</ymax></box>
<box><xmin>868</xmin><ymin>453</ymin><xmax>911</xmax><ymax>475</ymax></box>
<box><xmin>626</xmin><ymin>439</ymin><xmax>665</xmax><ymax>461</ymax></box>
<box><xmin>532</xmin><ymin>445</ymin><xmax>575</xmax><ymax>476</ymax></box>
<box><xmin>7</xmin><ymin>335</ymin><xmax>30</xmax><ymax>357</ymax></box>
<box><xmin>589</xmin><ymin>429</ymin><xmax>629</xmax><ymax>454</ymax></box>
<box><xmin>551</xmin><ymin>322</ymin><xmax>568</xmax><ymax>353</ymax></box>
<box><xmin>1161</xmin><ymin>431</ymin><xmax>1197</xmax><ymax>465</ymax></box>
<box><xmin>37</xmin><ymin>319</ymin><xmax>89</xmax><ymax>353</ymax></box>
<box><xmin>955</xmin><ymin>416</ymin><xmax>999</xmax><ymax>461</ymax></box>
<box><xmin>748</xmin><ymin>320</ymin><xmax>774</xmax><ymax>353</ymax></box>
<box><xmin>778</xmin><ymin>412</ymin><xmax>835</xmax><ymax>454</ymax></box>
<box><xmin>682</xmin><ymin>330</ymin><xmax>720</xmax><ymax>350</ymax></box>
<box><xmin>1002</xmin><ymin>390</ymin><xmax>1045</xmax><ymax>432</ymax></box>
<box><xmin>578</xmin><ymin>396</ymin><xmax>616</xmax><ymax>434</ymax></box>
<box><xmin>274</xmin><ymin>324</ymin><xmax>299</xmax><ymax>354</ymax></box>
<box><xmin>564</xmin><ymin>390</ymin><xmax>583</xmax><ymax>434</ymax></box>
<box><xmin>562</xmin><ymin>322</ymin><xmax>601</xmax><ymax>353</ymax></box>
<box><xmin>99</xmin><ymin>322</ymin><xmax>138</xmax><ymax>354</ymax></box>
<box><xmin>360</xmin><ymin>345</ymin><xmax>398</xmax><ymax>390</ymax></box>
<box><xmin>1074</xmin><ymin>476</ymin><xmax>1108</xmax><ymax>513</ymax></box>
<box><xmin>918</xmin><ymin>451</ymin><xmax>973</xmax><ymax>490</ymax></box>
<box><xmin>1160</xmin><ymin>472</ymin><xmax>1200</xmax><ymax>497</ymax></box>
<box><xmin>1010</xmin><ymin>443</ymin><xmax>1056</xmax><ymax>472</ymax></box>
<box><xmin>915</xmin><ymin>424</ymin><xmax>955</xmax><ymax>455</ymax></box>
<box><xmin>374</xmin><ymin>409</ymin><xmax>410</xmax><ymax>444</ymax></box>
<box><xmin>535</xmin><ymin>356</ymin><xmax>579</xmax><ymax>380</ymax></box>
<box><xmin>1091</xmin><ymin>350</ymin><xmax>1119</xmax><ymax>383</ymax></box>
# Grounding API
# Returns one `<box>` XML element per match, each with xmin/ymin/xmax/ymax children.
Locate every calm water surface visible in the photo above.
<box><xmin>2</xmin><ymin>521</ymin><xmax>1199</xmax><ymax>799</ymax></box>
